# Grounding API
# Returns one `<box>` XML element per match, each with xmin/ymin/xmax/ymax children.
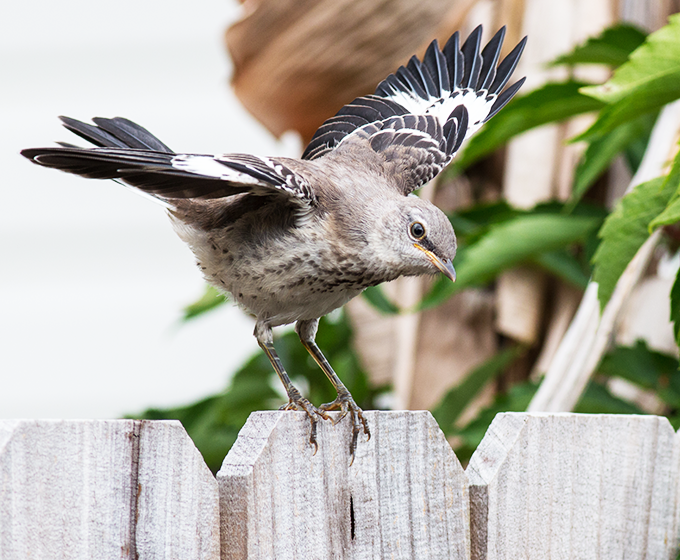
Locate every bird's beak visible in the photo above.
<box><xmin>414</xmin><ymin>244</ymin><xmax>456</xmax><ymax>282</ymax></box>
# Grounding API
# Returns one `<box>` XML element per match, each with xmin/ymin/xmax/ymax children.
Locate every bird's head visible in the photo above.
<box><xmin>371</xmin><ymin>195</ymin><xmax>457</xmax><ymax>282</ymax></box>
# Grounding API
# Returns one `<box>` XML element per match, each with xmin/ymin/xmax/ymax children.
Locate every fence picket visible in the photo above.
<box><xmin>2</xmin><ymin>413</ymin><xmax>678</xmax><ymax>559</ymax></box>
<box><xmin>0</xmin><ymin>419</ymin><xmax>219</xmax><ymax>560</ymax></box>
<box><xmin>467</xmin><ymin>413</ymin><xmax>678</xmax><ymax>560</ymax></box>
<box><xmin>217</xmin><ymin>410</ymin><xmax>470</xmax><ymax>560</ymax></box>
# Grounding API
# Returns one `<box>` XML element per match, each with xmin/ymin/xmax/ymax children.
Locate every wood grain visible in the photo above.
<box><xmin>0</xmin><ymin>419</ymin><xmax>219</xmax><ymax>560</ymax></box>
<box><xmin>467</xmin><ymin>413</ymin><xmax>678</xmax><ymax>560</ymax></box>
<box><xmin>3</xmin><ymin>413</ymin><xmax>680</xmax><ymax>558</ymax></box>
<box><xmin>218</xmin><ymin>410</ymin><xmax>469</xmax><ymax>560</ymax></box>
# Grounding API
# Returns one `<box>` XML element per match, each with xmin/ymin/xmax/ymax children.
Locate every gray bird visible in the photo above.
<box><xmin>22</xmin><ymin>25</ymin><xmax>526</xmax><ymax>458</ymax></box>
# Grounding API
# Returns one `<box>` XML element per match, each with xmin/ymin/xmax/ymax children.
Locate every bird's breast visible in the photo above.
<box><xmin>173</xmin><ymin>211</ymin><xmax>382</xmax><ymax>326</ymax></box>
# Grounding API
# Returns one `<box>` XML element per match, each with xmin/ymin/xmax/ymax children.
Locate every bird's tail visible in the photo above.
<box><xmin>20</xmin><ymin>117</ymin><xmax>179</xmax><ymax>182</ymax></box>
<box><xmin>21</xmin><ymin>117</ymin><xmax>256</xmax><ymax>202</ymax></box>
<box><xmin>61</xmin><ymin>116</ymin><xmax>173</xmax><ymax>152</ymax></box>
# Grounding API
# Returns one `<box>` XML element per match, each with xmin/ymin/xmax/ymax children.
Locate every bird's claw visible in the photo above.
<box><xmin>320</xmin><ymin>392</ymin><xmax>370</xmax><ymax>462</ymax></box>
<box><xmin>280</xmin><ymin>393</ymin><xmax>330</xmax><ymax>454</ymax></box>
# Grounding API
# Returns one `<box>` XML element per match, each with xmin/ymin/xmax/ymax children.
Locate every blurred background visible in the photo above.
<box><xmin>1</xmin><ymin>0</ymin><xmax>298</xmax><ymax>418</ymax></box>
<box><xmin>4</xmin><ymin>0</ymin><xmax>680</xmax><ymax>470</ymax></box>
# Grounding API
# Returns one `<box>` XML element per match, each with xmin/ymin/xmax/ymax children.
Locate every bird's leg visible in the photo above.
<box><xmin>255</xmin><ymin>322</ymin><xmax>329</xmax><ymax>453</ymax></box>
<box><xmin>296</xmin><ymin>319</ymin><xmax>371</xmax><ymax>460</ymax></box>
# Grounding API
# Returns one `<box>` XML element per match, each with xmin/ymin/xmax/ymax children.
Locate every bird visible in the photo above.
<box><xmin>22</xmin><ymin>25</ymin><xmax>526</xmax><ymax>460</ymax></box>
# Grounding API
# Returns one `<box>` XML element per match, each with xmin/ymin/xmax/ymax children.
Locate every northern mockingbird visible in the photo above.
<box><xmin>22</xmin><ymin>25</ymin><xmax>526</xmax><ymax>459</ymax></box>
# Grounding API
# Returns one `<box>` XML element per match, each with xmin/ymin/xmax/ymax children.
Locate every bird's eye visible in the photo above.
<box><xmin>410</xmin><ymin>221</ymin><xmax>426</xmax><ymax>240</ymax></box>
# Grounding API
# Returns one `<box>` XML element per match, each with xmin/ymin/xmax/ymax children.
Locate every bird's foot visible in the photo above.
<box><xmin>320</xmin><ymin>391</ymin><xmax>371</xmax><ymax>463</ymax></box>
<box><xmin>280</xmin><ymin>393</ymin><xmax>331</xmax><ymax>454</ymax></box>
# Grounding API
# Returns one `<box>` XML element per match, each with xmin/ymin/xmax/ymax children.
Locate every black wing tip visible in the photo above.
<box><xmin>441</xmin><ymin>25</ymin><xmax>521</xmax><ymax>92</ymax></box>
<box><xmin>512</xmin><ymin>35</ymin><xmax>529</xmax><ymax>61</ymax></box>
<box><xmin>58</xmin><ymin>115</ymin><xmax>104</xmax><ymax>135</ymax></box>
<box><xmin>478</xmin><ymin>27</ymin><xmax>507</xmax><ymax>89</ymax></box>
<box><xmin>20</xmin><ymin>146</ymin><xmax>70</xmax><ymax>166</ymax></box>
<box><xmin>490</xmin><ymin>35</ymin><xmax>528</xmax><ymax>94</ymax></box>
<box><xmin>443</xmin><ymin>30</ymin><xmax>460</xmax><ymax>52</ymax></box>
<box><xmin>460</xmin><ymin>26</ymin><xmax>485</xmax><ymax>89</ymax></box>
<box><xmin>372</xmin><ymin>26</ymin><xmax>521</xmax><ymax>99</ymax></box>
<box><xmin>20</xmin><ymin>147</ymin><xmax>41</xmax><ymax>162</ymax></box>
<box><xmin>305</xmin><ymin>26</ymin><xmax>526</xmax><ymax>159</ymax></box>
<box><xmin>485</xmin><ymin>26</ymin><xmax>507</xmax><ymax>51</ymax></box>
<box><xmin>461</xmin><ymin>25</ymin><xmax>483</xmax><ymax>53</ymax></box>
<box><xmin>467</xmin><ymin>24</ymin><xmax>484</xmax><ymax>41</ymax></box>
<box><xmin>56</xmin><ymin>115</ymin><xmax>173</xmax><ymax>153</ymax></box>
<box><xmin>461</xmin><ymin>26</ymin><xmax>483</xmax><ymax>55</ymax></box>
<box><xmin>485</xmin><ymin>76</ymin><xmax>526</xmax><ymax>121</ymax></box>
<box><xmin>58</xmin><ymin>115</ymin><xmax>91</xmax><ymax>134</ymax></box>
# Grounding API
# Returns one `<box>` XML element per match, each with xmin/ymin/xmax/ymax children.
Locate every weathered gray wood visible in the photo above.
<box><xmin>218</xmin><ymin>410</ymin><xmax>469</xmax><ymax>560</ymax></box>
<box><xmin>0</xmin><ymin>419</ymin><xmax>219</xmax><ymax>560</ymax></box>
<box><xmin>467</xmin><ymin>413</ymin><xmax>677</xmax><ymax>560</ymax></box>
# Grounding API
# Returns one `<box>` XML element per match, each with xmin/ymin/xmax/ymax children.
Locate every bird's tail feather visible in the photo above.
<box><xmin>21</xmin><ymin>116</ymin><xmax>178</xmax><ymax>180</ymax></box>
<box><xmin>59</xmin><ymin>116</ymin><xmax>174</xmax><ymax>152</ymax></box>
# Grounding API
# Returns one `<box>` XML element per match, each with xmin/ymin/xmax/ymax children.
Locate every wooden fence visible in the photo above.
<box><xmin>1</xmin><ymin>412</ymin><xmax>678</xmax><ymax>559</ymax></box>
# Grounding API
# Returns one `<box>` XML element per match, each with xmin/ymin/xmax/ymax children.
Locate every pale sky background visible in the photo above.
<box><xmin>1</xmin><ymin>0</ymin><xmax>302</xmax><ymax>418</ymax></box>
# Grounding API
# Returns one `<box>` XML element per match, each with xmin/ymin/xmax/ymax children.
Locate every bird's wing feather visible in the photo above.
<box><xmin>302</xmin><ymin>25</ymin><xmax>526</xmax><ymax>194</ymax></box>
<box><xmin>22</xmin><ymin>117</ymin><xmax>314</xmax><ymax>205</ymax></box>
<box><xmin>338</xmin><ymin>108</ymin><xmax>468</xmax><ymax>192</ymax></box>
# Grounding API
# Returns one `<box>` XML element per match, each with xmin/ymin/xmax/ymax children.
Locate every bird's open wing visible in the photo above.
<box><xmin>22</xmin><ymin>116</ymin><xmax>315</xmax><ymax>205</ymax></box>
<box><xmin>302</xmin><ymin>26</ymin><xmax>526</xmax><ymax>194</ymax></box>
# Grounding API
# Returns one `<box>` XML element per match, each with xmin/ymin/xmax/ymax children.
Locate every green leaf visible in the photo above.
<box><xmin>578</xmin><ymin>15</ymin><xmax>680</xmax><ymax>140</ymax></box>
<box><xmin>362</xmin><ymin>285</ymin><xmax>400</xmax><ymax>314</ymax></box>
<box><xmin>454</xmin><ymin>201</ymin><xmax>519</xmax><ymax>225</ymax></box>
<box><xmin>649</xmin><ymin>148</ymin><xmax>680</xmax><ymax>230</ymax></box>
<box><xmin>569</xmin><ymin>111</ymin><xmax>657</xmax><ymax>208</ymax></box>
<box><xmin>671</xmin><ymin>268</ymin><xmax>680</xmax><ymax>348</ymax></box>
<box><xmin>432</xmin><ymin>345</ymin><xmax>524</xmax><ymax>434</ymax></box>
<box><xmin>597</xmin><ymin>340</ymin><xmax>680</xmax><ymax>407</ymax></box>
<box><xmin>623</xmin><ymin>123</ymin><xmax>654</xmax><ymax>173</ymax></box>
<box><xmin>458</xmin><ymin>214</ymin><xmax>599</xmax><ymax>286</ymax></box>
<box><xmin>574</xmin><ymin>381</ymin><xmax>645</xmax><ymax>414</ymax></box>
<box><xmin>551</xmin><ymin>24</ymin><xmax>647</xmax><ymax>68</ymax></box>
<box><xmin>182</xmin><ymin>284</ymin><xmax>227</xmax><ymax>321</ymax></box>
<box><xmin>421</xmin><ymin>213</ymin><xmax>600</xmax><ymax>308</ymax></box>
<box><xmin>593</xmin><ymin>176</ymin><xmax>675</xmax><ymax>310</ymax></box>
<box><xmin>454</xmin><ymin>82</ymin><xmax>605</xmax><ymax>170</ymax></box>
<box><xmin>651</xmin><ymin>197</ymin><xmax>680</xmax><ymax>229</ymax></box>
<box><xmin>649</xmin><ymin>153</ymin><xmax>680</xmax><ymax>233</ymax></box>
<box><xmin>453</xmin><ymin>381</ymin><xmax>538</xmax><ymax>462</ymax></box>
<box><xmin>448</xmin><ymin>202</ymin><xmax>520</xmax><ymax>242</ymax></box>
<box><xmin>531</xmin><ymin>249</ymin><xmax>590</xmax><ymax>289</ymax></box>
<box><xmin>448</xmin><ymin>214</ymin><xmax>488</xmax><ymax>237</ymax></box>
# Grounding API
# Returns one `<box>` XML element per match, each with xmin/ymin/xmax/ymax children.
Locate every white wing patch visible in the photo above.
<box><xmin>381</xmin><ymin>88</ymin><xmax>496</xmax><ymax>142</ymax></box>
<box><xmin>172</xmin><ymin>155</ymin><xmax>262</xmax><ymax>184</ymax></box>
<box><xmin>171</xmin><ymin>153</ymin><xmax>315</xmax><ymax>203</ymax></box>
<box><xmin>302</xmin><ymin>26</ymin><xmax>526</xmax><ymax>163</ymax></box>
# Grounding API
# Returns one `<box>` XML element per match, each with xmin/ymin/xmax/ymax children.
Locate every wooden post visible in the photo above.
<box><xmin>0</xmin><ymin>419</ymin><xmax>220</xmax><ymax>560</ymax></box>
<box><xmin>218</xmin><ymin>410</ymin><xmax>470</xmax><ymax>560</ymax></box>
<box><xmin>467</xmin><ymin>413</ymin><xmax>678</xmax><ymax>560</ymax></box>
